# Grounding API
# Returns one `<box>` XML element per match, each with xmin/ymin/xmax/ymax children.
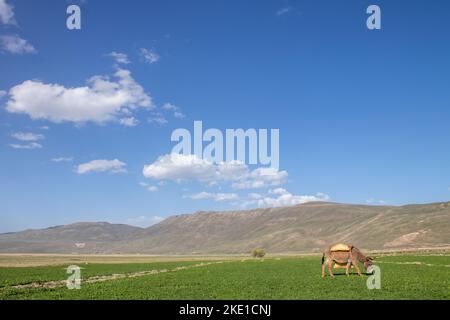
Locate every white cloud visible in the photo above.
<box><xmin>276</xmin><ymin>7</ymin><xmax>292</xmax><ymax>16</ymax></box>
<box><xmin>231</xmin><ymin>167</ymin><xmax>288</xmax><ymax>189</ymax></box>
<box><xmin>119</xmin><ymin>117</ymin><xmax>139</xmax><ymax>127</ymax></box>
<box><xmin>11</xmin><ymin>132</ymin><xmax>44</xmax><ymax>141</ymax></box>
<box><xmin>188</xmin><ymin>192</ymin><xmax>211</xmax><ymax>200</ymax></box>
<box><xmin>9</xmin><ymin>142</ymin><xmax>42</xmax><ymax>149</ymax></box>
<box><xmin>140</xmin><ymin>48</ymin><xmax>160</xmax><ymax>64</ymax></box>
<box><xmin>173</xmin><ymin>111</ymin><xmax>185</xmax><ymax>119</ymax></box>
<box><xmin>150</xmin><ymin>103</ymin><xmax>186</xmax><ymax>124</ymax></box>
<box><xmin>0</xmin><ymin>0</ymin><xmax>15</xmax><ymax>25</ymax></box>
<box><xmin>142</xmin><ymin>153</ymin><xmax>287</xmax><ymax>189</ymax></box>
<box><xmin>238</xmin><ymin>190</ymin><xmax>330</xmax><ymax>209</ymax></box>
<box><xmin>51</xmin><ymin>157</ymin><xmax>73</xmax><ymax>162</ymax></box>
<box><xmin>162</xmin><ymin>103</ymin><xmax>185</xmax><ymax>119</ymax></box>
<box><xmin>5</xmin><ymin>68</ymin><xmax>152</xmax><ymax>124</ymax></box>
<box><xmin>143</xmin><ymin>153</ymin><xmax>241</xmax><ymax>182</ymax></box>
<box><xmin>0</xmin><ymin>90</ymin><xmax>6</xmax><ymax>97</ymax></box>
<box><xmin>9</xmin><ymin>132</ymin><xmax>44</xmax><ymax>149</ymax></box>
<box><xmin>126</xmin><ymin>215</ymin><xmax>164</xmax><ymax>228</ymax></box>
<box><xmin>139</xmin><ymin>182</ymin><xmax>159</xmax><ymax>192</ymax></box>
<box><xmin>148</xmin><ymin>113</ymin><xmax>168</xmax><ymax>125</ymax></box>
<box><xmin>256</xmin><ymin>189</ymin><xmax>330</xmax><ymax>208</ymax></box>
<box><xmin>366</xmin><ymin>198</ymin><xmax>387</xmax><ymax>205</ymax></box>
<box><xmin>248</xmin><ymin>193</ymin><xmax>263</xmax><ymax>200</ymax></box>
<box><xmin>108</xmin><ymin>51</ymin><xmax>130</xmax><ymax>64</ymax></box>
<box><xmin>147</xmin><ymin>185</ymin><xmax>159</xmax><ymax>192</ymax></box>
<box><xmin>161</xmin><ymin>103</ymin><xmax>177</xmax><ymax>111</ymax></box>
<box><xmin>188</xmin><ymin>192</ymin><xmax>239</xmax><ymax>202</ymax></box>
<box><xmin>76</xmin><ymin>159</ymin><xmax>127</xmax><ymax>174</ymax></box>
<box><xmin>0</xmin><ymin>35</ymin><xmax>36</xmax><ymax>54</ymax></box>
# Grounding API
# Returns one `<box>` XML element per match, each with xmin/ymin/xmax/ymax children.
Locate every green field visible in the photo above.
<box><xmin>0</xmin><ymin>254</ymin><xmax>449</xmax><ymax>300</ymax></box>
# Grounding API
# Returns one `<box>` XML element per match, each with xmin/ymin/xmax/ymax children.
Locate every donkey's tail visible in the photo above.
<box><xmin>321</xmin><ymin>254</ymin><xmax>325</xmax><ymax>265</ymax></box>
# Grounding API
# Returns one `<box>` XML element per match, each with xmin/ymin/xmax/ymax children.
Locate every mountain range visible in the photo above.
<box><xmin>1</xmin><ymin>201</ymin><xmax>449</xmax><ymax>254</ymax></box>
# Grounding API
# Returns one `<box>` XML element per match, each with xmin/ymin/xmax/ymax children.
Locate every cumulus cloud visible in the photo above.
<box><xmin>119</xmin><ymin>117</ymin><xmax>139</xmax><ymax>127</ymax></box>
<box><xmin>51</xmin><ymin>157</ymin><xmax>73</xmax><ymax>162</ymax></box>
<box><xmin>9</xmin><ymin>142</ymin><xmax>42</xmax><ymax>149</ymax></box>
<box><xmin>140</xmin><ymin>48</ymin><xmax>160</xmax><ymax>64</ymax></box>
<box><xmin>231</xmin><ymin>168</ymin><xmax>288</xmax><ymax>189</ymax></box>
<box><xmin>139</xmin><ymin>182</ymin><xmax>159</xmax><ymax>192</ymax></box>
<box><xmin>11</xmin><ymin>132</ymin><xmax>44</xmax><ymax>141</ymax></box>
<box><xmin>161</xmin><ymin>103</ymin><xmax>178</xmax><ymax>111</ymax></box>
<box><xmin>108</xmin><ymin>51</ymin><xmax>130</xmax><ymax>64</ymax></box>
<box><xmin>0</xmin><ymin>35</ymin><xmax>36</xmax><ymax>54</ymax></box>
<box><xmin>248</xmin><ymin>193</ymin><xmax>263</xmax><ymax>200</ymax></box>
<box><xmin>276</xmin><ymin>7</ymin><xmax>292</xmax><ymax>16</ymax></box>
<box><xmin>5</xmin><ymin>68</ymin><xmax>152</xmax><ymax>124</ymax></box>
<box><xmin>76</xmin><ymin>159</ymin><xmax>127</xmax><ymax>174</ymax></box>
<box><xmin>0</xmin><ymin>0</ymin><xmax>15</xmax><ymax>25</ymax></box>
<box><xmin>269</xmin><ymin>188</ymin><xmax>288</xmax><ymax>195</ymax></box>
<box><xmin>0</xmin><ymin>90</ymin><xmax>6</xmax><ymax>97</ymax></box>
<box><xmin>143</xmin><ymin>153</ymin><xmax>243</xmax><ymax>182</ymax></box>
<box><xmin>9</xmin><ymin>131</ymin><xmax>44</xmax><ymax>149</ymax></box>
<box><xmin>162</xmin><ymin>103</ymin><xmax>185</xmax><ymax>119</ymax></box>
<box><xmin>148</xmin><ymin>112</ymin><xmax>168</xmax><ymax>125</ymax></box>
<box><xmin>366</xmin><ymin>198</ymin><xmax>387</xmax><ymax>205</ymax></box>
<box><xmin>142</xmin><ymin>153</ymin><xmax>287</xmax><ymax>189</ymax></box>
<box><xmin>239</xmin><ymin>189</ymin><xmax>329</xmax><ymax>208</ymax></box>
<box><xmin>188</xmin><ymin>192</ymin><xmax>239</xmax><ymax>202</ymax></box>
<box><xmin>147</xmin><ymin>185</ymin><xmax>159</xmax><ymax>192</ymax></box>
<box><xmin>126</xmin><ymin>215</ymin><xmax>164</xmax><ymax>228</ymax></box>
<box><xmin>173</xmin><ymin>111</ymin><xmax>185</xmax><ymax>119</ymax></box>
<box><xmin>148</xmin><ymin>103</ymin><xmax>185</xmax><ymax>125</ymax></box>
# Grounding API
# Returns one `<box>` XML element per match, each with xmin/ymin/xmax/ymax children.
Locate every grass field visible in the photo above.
<box><xmin>0</xmin><ymin>254</ymin><xmax>448</xmax><ymax>300</ymax></box>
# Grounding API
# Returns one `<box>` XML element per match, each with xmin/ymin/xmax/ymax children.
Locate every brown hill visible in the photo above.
<box><xmin>0</xmin><ymin>202</ymin><xmax>449</xmax><ymax>254</ymax></box>
<box><xmin>0</xmin><ymin>222</ymin><xmax>141</xmax><ymax>253</ymax></box>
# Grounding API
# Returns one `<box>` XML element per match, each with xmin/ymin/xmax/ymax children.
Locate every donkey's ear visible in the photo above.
<box><xmin>367</xmin><ymin>256</ymin><xmax>374</xmax><ymax>261</ymax></box>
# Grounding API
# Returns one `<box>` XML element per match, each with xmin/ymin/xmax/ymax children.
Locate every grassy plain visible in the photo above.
<box><xmin>0</xmin><ymin>253</ymin><xmax>448</xmax><ymax>300</ymax></box>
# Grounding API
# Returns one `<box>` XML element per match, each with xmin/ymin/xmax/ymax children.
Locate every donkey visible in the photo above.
<box><xmin>321</xmin><ymin>244</ymin><xmax>373</xmax><ymax>278</ymax></box>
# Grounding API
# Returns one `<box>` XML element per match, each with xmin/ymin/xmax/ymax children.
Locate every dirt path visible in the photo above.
<box><xmin>3</xmin><ymin>261</ymin><xmax>230</xmax><ymax>290</ymax></box>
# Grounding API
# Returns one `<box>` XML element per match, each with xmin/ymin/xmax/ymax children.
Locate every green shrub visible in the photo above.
<box><xmin>251</xmin><ymin>248</ymin><xmax>266</xmax><ymax>258</ymax></box>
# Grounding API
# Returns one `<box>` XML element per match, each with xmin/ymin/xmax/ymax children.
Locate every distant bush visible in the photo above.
<box><xmin>251</xmin><ymin>248</ymin><xmax>266</xmax><ymax>258</ymax></box>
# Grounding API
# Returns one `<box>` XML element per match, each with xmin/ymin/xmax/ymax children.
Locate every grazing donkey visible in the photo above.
<box><xmin>321</xmin><ymin>244</ymin><xmax>374</xmax><ymax>278</ymax></box>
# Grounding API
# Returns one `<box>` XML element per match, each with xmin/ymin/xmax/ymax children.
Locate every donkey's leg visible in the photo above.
<box><xmin>327</xmin><ymin>261</ymin><xmax>334</xmax><ymax>278</ymax></box>
<box><xmin>322</xmin><ymin>262</ymin><xmax>326</xmax><ymax>278</ymax></box>
<box><xmin>345</xmin><ymin>262</ymin><xmax>351</xmax><ymax>276</ymax></box>
<box><xmin>352</xmin><ymin>258</ymin><xmax>362</xmax><ymax>276</ymax></box>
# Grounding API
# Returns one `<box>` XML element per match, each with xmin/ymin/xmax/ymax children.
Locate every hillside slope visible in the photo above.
<box><xmin>0</xmin><ymin>202</ymin><xmax>449</xmax><ymax>254</ymax></box>
<box><xmin>0</xmin><ymin>222</ymin><xmax>141</xmax><ymax>253</ymax></box>
<box><xmin>118</xmin><ymin>201</ymin><xmax>450</xmax><ymax>254</ymax></box>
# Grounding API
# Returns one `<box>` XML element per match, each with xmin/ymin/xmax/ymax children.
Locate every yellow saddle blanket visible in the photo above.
<box><xmin>330</xmin><ymin>243</ymin><xmax>353</xmax><ymax>252</ymax></box>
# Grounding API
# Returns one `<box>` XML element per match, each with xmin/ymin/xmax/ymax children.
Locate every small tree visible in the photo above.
<box><xmin>251</xmin><ymin>248</ymin><xmax>266</xmax><ymax>258</ymax></box>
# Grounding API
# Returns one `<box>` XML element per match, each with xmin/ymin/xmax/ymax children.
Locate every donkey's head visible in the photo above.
<box><xmin>364</xmin><ymin>256</ymin><xmax>374</xmax><ymax>274</ymax></box>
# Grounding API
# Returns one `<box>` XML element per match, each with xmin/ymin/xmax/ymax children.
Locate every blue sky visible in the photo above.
<box><xmin>1</xmin><ymin>0</ymin><xmax>449</xmax><ymax>232</ymax></box>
